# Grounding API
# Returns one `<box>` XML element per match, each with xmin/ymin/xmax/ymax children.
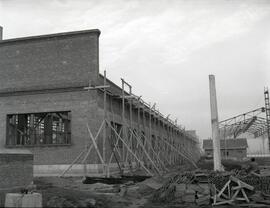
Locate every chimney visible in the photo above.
<box><xmin>0</xmin><ymin>26</ymin><xmax>2</xmax><ymax>40</ymax></box>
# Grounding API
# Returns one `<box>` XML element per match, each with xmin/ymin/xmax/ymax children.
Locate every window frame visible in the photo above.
<box><xmin>5</xmin><ymin>111</ymin><xmax>72</xmax><ymax>147</ymax></box>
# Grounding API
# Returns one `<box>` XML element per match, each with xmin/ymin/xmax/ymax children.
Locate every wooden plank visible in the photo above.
<box><xmin>230</xmin><ymin>176</ymin><xmax>254</xmax><ymax>191</ymax></box>
<box><xmin>238</xmin><ymin>204</ymin><xmax>270</xmax><ymax>207</ymax></box>
<box><xmin>86</xmin><ymin>123</ymin><xmax>105</xmax><ymax>165</ymax></box>
<box><xmin>131</xmin><ymin>130</ymin><xmax>162</xmax><ymax>175</ymax></box>
<box><xmin>141</xmin><ymin>133</ymin><xmax>168</xmax><ymax>171</ymax></box>
<box><xmin>59</xmin><ymin>149</ymin><xmax>86</xmax><ymax>177</ymax></box>
<box><xmin>156</xmin><ymin>135</ymin><xmax>198</xmax><ymax>168</ymax></box>
<box><xmin>216</xmin><ymin>180</ymin><xmax>231</xmax><ymax>199</ymax></box>
<box><xmin>83</xmin><ymin>120</ymin><xmax>105</xmax><ymax>163</ymax></box>
<box><xmin>106</xmin><ymin>120</ymin><xmax>153</xmax><ymax>176</ymax></box>
<box><xmin>125</xmin><ymin>130</ymin><xmax>133</xmax><ymax>163</ymax></box>
<box><xmin>231</xmin><ymin>189</ymin><xmax>240</xmax><ymax>201</ymax></box>
<box><xmin>103</xmin><ymin>71</ymin><xmax>107</xmax><ymax>174</ymax></box>
<box><xmin>84</xmin><ymin>85</ymin><xmax>110</xmax><ymax>90</ymax></box>
<box><xmin>213</xmin><ymin>199</ymin><xmax>233</xmax><ymax>205</ymax></box>
<box><xmin>108</xmin><ymin>127</ymin><xmax>123</xmax><ymax>164</ymax></box>
<box><xmin>241</xmin><ymin>188</ymin><xmax>250</xmax><ymax>203</ymax></box>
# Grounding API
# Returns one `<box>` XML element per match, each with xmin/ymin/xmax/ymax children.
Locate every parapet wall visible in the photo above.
<box><xmin>0</xmin><ymin>29</ymin><xmax>100</xmax><ymax>93</ymax></box>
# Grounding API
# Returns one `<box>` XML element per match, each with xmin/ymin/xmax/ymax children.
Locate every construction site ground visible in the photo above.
<box><xmin>33</xmin><ymin>171</ymin><xmax>207</xmax><ymax>208</ymax></box>
<box><xmin>33</xmin><ymin>159</ymin><xmax>270</xmax><ymax>208</ymax></box>
<box><xmin>2</xmin><ymin>159</ymin><xmax>270</xmax><ymax>207</ymax></box>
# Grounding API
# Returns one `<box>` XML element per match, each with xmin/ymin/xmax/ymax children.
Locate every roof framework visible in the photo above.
<box><xmin>219</xmin><ymin>88</ymin><xmax>270</xmax><ymax>141</ymax></box>
<box><xmin>219</xmin><ymin>107</ymin><xmax>267</xmax><ymax>139</ymax></box>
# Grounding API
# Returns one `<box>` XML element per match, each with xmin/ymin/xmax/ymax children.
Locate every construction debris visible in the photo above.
<box><xmin>149</xmin><ymin>167</ymin><xmax>270</xmax><ymax>207</ymax></box>
<box><xmin>212</xmin><ymin>176</ymin><xmax>254</xmax><ymax>206</ymax></box>
<box><xmin>152</xmin><ymin>171</ymin><xmax>210</xmax><ymax>204</ymax></box>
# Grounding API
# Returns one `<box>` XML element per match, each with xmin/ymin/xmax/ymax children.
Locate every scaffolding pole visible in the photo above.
<box><xmin>264</xmin><ymin>87</ymin><xmax>270</xmax><ymax>152</ymax></box>
<box><xmin>103</xmin><ymin>70</ymin><xmax>107</xmax><ymax>175</ymax></box>
<box><xmin>62</xmin><ymin>74</ymin><xmax>200</xmax><ymax>177</ymax></box>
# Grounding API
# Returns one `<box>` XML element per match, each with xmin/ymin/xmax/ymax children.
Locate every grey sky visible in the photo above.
<box><xmin>0</xmin><ymin>0</ymin><xmax>270</xmax><ymax>140</ymax></box>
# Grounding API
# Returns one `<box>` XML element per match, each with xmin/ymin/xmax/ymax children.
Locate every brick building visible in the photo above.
<box><xmin>0</xmin><ymin>28</ymin><xmax>200</xmax><ymax>176</ymax></box>
<box><xmin>203</xmin><ymin>138</ymin><xmax>248</xmax><ymax>160</ymax></box>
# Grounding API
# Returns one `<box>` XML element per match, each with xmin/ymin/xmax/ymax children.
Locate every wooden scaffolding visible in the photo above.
<box><xmin>60</xmin><ymin>71</ymin><xmax>200</xmax><ymax>177</ymax></box>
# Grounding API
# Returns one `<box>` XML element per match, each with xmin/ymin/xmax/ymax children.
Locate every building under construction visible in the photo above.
<box><xmin>0</xmin><ymin>28</ymin><xmax>200</xmax><ymax>176</ymax></box>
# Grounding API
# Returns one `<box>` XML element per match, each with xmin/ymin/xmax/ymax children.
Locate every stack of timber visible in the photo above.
<box><xmin>151</xmin><ymin>168</ymin><xmax>270</xmax><ymax>207</ymax></box>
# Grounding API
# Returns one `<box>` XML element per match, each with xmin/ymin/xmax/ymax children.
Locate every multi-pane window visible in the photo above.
<box><xmin>6</xmin><ymin>111</ymin><xmax>71</xmax><ymax>146</ymax></box>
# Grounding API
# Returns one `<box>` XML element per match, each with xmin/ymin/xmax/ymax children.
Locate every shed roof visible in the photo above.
<box><xmin>203</xmin><ymin>138</ymin><xmax>248</xmax><ymax>150</ymax></box>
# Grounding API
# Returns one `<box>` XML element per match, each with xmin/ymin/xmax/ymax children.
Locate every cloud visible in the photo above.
<box><xmin>0</xmin><ymin>0</ymin><xmax>270</xmax><ymax>140</ymax></box>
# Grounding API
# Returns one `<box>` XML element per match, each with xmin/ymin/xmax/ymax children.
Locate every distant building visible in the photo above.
<box><xmin>203</xmin><ymin>138</ymin><xmax>248</xmax><ymax>160</ymax></box>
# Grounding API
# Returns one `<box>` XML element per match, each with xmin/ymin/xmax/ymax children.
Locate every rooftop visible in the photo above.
<box><xmin>203</xmin><ymin>138</ymin><xmax>248</xmax><ymax>150</ymax></box>
<box><xmin>0</xmin><ymin>29</ymin><xmax>101</xmax><ymax>45</ymax></box>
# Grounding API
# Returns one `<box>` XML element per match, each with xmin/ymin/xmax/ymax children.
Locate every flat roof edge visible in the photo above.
<box><xmin>0</xmin><ymin>29</ymin><xmax>101</xmax><ymax>44</ymax></box>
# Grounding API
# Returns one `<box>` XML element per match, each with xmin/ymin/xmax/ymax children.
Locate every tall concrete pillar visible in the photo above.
<box><xmin>209</xmin><ymin>75</ymin><xmax>223</xmax><ymax>171</ymax></box>
<box><xmin>0</xmin><ymin>26</ymin><xmax>2</xmax><ymax>40</ymax></box>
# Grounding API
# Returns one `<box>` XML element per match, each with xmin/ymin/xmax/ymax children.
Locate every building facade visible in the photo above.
<box><xmin>203</xmin><ymin>138</ymin><xmax>248</xmax><ymax>160</ymax></box>
<box><xmin>0</xmin><ymin>28</ymin><xmax>200</xmax><ymax>176</ymax></box>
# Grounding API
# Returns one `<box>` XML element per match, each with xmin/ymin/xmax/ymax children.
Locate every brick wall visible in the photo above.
<box><xmin>0</xmin><ymin>90</ymin><xmax>104</xmax><ymax>165</ymax></box>
<box><xmin>205</xmin><ymin>149</ymin><xmax>247</xmax><ymax>160</ymax></box>
<box><xmin>0</xmin><ymin>30</ymin><xmax>100</xmax><ymax>93</ymax></box>
<box><xmin>0</xmin><ymin>153</ymin><xmax>33</xmax><ymax>189</ymax></box>
<box><xmin>0</xmin><ymin>29</ymin><xmax>200</xmax><ymax>174</ymax></box>
<box><xmin>96</xmin><ymin>90</ymin><xmax>200</xmax><ymax>164</ymax></box>
<box><xmin>0</xmin><ymin>29</ymin><xmax>104</xmax><ymax>167</ymax></box>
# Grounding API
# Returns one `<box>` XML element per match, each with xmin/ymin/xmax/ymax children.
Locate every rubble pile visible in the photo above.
<box><xmin>152</xmin><ymin>171</ymin><xmax>211</xmax><ymax>205</ymax></box>
<box><xmin>151</xmin><ymin>169</ymin><xmax>270</xmax><ymax>207</ymax></box>
<box><xmin>208</xmin><ymin>172</ymin><xmax>270</xmax><ymax>194</ymax></box>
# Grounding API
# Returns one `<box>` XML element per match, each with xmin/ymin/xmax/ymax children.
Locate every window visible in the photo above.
<box><xmin>151</xmin><ymin>135</ymin><xmax>156</xmax><ymax>149</ymax></box>
<box><xmin>6</xmin><ymin>111</ymin><xmax>71</xmax><ymax>146</ymax></box>
<box><xmin>141</xmin><ymin>131</ymin><xmax>145</xmax><ymax>146</ymax></box>
<box><xmin>110</xmin><ymin>122</ymin><xmax>123</xmax><ymax>148</ymax></box>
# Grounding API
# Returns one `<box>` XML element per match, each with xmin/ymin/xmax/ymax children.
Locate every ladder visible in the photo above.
<box><xmin>264</xmin><ymin>87</ymin><xmax>270</xmax><ymax>151</ymax></box>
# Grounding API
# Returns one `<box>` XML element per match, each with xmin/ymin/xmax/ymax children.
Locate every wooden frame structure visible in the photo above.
<box><xmin>60</xmin><ymin>71</ymin><xmax>200</xmax><ymax>177</ymax></box>
<box><xmin>212</xmin><ymin>176</ymin><xmax>254</xmax><ymax>206</ymax></box>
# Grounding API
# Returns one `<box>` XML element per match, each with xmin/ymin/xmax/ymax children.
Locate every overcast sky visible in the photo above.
<box><xmin>0</xmin><ymin>0</ymin><xmax>270</xmax><ymax>140</ymax></box>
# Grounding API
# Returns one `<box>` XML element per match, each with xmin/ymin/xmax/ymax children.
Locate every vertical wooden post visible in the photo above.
<box><xmin>84</xmin><ymin>142</ymin><xmax>88</xmax><ymax>177</ymax></box>
<box><xmin>142</xmin><ymin>107</ymin><xmax>148</xmax><ymax>159</ymax></box>
<box><xmin>137</xmin><ymin>105</ymin><xmax>141</xmax><ymax>162</ymax></box>
<box><xmin>29</xmin><ymin>114</ymin><xmax>35</xmax><ymax>144</ymax></box>
<box><xmin>167</xmin><ymin>120</ymin><xmax>171</xmax><ymax>164</ymax></box>
<box><xmin>121</xmin><ymin>79</ymin><xmax>125</xmax><ymax>162</ymax></box>
<box><xmin>103</xmin><ymin>71</ymin><xmax>107</xmax><ymax>175</ymax></box>
<box><xmin>126</xmin><ymin>85</ymin><xmax>132</xmax><ymax>163</ymax></box>
<box><xmin>149</xmin><ymin>103</ymin><xmax>152</xmax><ymax>154</ymax></box>
<box><xmin>209</xmin><ymin>75</ymin><xmax>222</xmax><ymax>171</ymax></box>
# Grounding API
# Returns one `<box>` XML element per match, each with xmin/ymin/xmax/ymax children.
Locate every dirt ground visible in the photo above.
<box><xmin>2</xmin><ymin>162</ymin><xmax>252</xmax><ymax>207</ymax></box>
<box><xmin>32</xmin><ymin>176</ymin><xmax>211</xmax><ymax>208</ymax></box>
